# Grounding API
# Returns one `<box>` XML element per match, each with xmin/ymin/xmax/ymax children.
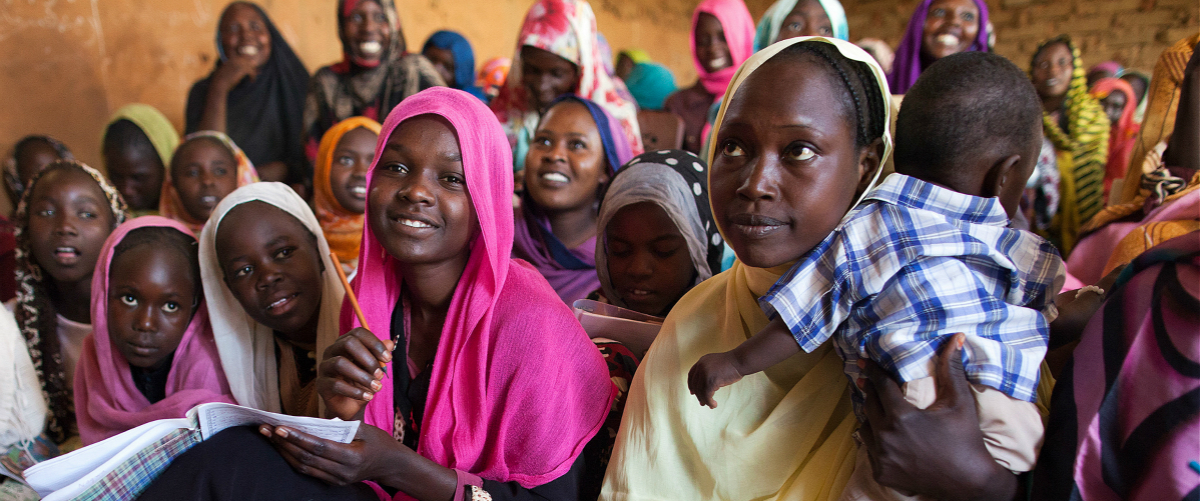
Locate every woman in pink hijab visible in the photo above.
<box><xmin>664</xmin><ymin>0</ymin><xmax>754</xmax><ymax>153</ymax></box>
<box><xmin>73</xmin><ymin>216</ymin><xmax>233</xmax><ymax>445</ymax></box>
<box><xmin>136</xmin><ymin>87</ymin><xmax>614</xmax><ymax>501</ymax></box>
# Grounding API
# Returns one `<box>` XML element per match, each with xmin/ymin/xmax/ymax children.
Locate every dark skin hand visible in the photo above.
<box><xmin>1045</xmin><ymin>264</ymin><xmax>1126</xmax><ymax>376</ymax></box>
<box><xmin>858</xmin><ymin>333</ymin><xmax>1019</xmax><ymax>501</ymax></box>
<box><xmin>265</xmin><ymin>115</ymin><xmax>475</xmax><ymax>501</ymax></box>
<box><xmin>688</xmin><ymin>316</ymin><xmax>798</xmax><ymax>408</ymax></box>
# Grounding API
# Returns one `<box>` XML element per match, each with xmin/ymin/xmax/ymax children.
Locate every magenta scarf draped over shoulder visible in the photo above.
<box><xmin>74</xmin><ymin>216</ymin><xmax>234</xmax><ymax>445</ymax></box>
<box><xmin>348</xmin><ymin>87</ymin><xmax>615</xmax><ymax>492</ymax></box>
<box><xmin>691</xmin><ymin>0</ymin><xmax>756</xmax><ymax>96</ymax></box>
<box><xmin>887</xmin><ymin>0</ymin><xmax>990</xmax><ymax>94</ymax></box>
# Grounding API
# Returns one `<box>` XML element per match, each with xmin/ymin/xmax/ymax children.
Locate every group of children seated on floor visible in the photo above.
<box><xmin>0</xmin><ymin>32</ymin><xmax>1186</xmax><ymax>500</ymax></box>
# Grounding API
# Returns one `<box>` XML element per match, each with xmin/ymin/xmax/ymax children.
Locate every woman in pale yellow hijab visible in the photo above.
<box><xmin>601</xmin><ymin>37</ymin><xmax>893</xmax><ymax>500</ymax></box>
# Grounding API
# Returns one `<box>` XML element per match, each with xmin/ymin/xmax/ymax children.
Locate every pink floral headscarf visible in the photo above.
<box><xmin>490</xmin><ymin>0</ymin><xmax>643</xmax><ymax>167</ymax></box>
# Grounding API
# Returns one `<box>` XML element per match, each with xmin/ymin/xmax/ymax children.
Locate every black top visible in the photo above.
<box><xmin>130</xmin><ymin>352</ymin><xmax>175</xmax><ymax>404</ymax></box>
<box><xmin>186</xmin><ymin>2</ymin><xmax>309</xmax><ymax>185</ymax></box>
<box><xmin>387</xmin><ymin>298</ymin><xmax>591</xmax><ymax>500</ymax></box>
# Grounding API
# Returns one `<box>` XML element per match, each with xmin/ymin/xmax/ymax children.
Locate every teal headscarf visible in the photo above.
<box><xmin>624</xmin><ymin>62</ymin><xmax>677</xmax><ymax>110</ymax></box>
<box><xmin>753</xmin><ymin>0</ymin><xmax>848</xmax><ymax>51</ymax></box>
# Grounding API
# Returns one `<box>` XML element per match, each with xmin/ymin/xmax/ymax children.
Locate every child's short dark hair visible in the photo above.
<box><xmin>102</xmin><ymin>119</ymin><xmax>156</xmax><ymax>158</ymax></box>
<box><xmin>894</xmin><ymin>51</ymin><xmax>1043</xmax><ymax>184</ymax></box>
<box><xmin>13</xmin><ymin>135</ymin><xmax>72</xmax><ymax>161</ymax></box>
<box><xmin>771</xmin><ymin>41</ymin><xmax>887</xmax><ymax>149</ymax></box>
<box><xmin>113</xmin><ymin>226</ymin><xmax>202</xmax><ymax>302</ymax></box>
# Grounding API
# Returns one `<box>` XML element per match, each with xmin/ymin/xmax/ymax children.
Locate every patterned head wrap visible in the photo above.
<box><xmin>14</xmin><ymin>160</ymin><xmax>127</xmax><ymax>443</ymax></box>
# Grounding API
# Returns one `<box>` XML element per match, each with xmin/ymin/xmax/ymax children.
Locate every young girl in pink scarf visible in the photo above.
<box><xmin>137</xmin><ymin>87</ymin><xmax>613</xmax><ymax>501</ymax></box>
<box><xmin>73</xmin><ymin>216</ymin><xmax>233</xmax><ymax>445</ymax></box>
<box><xmin>663</xmin><ymin>0</ymin><xmax>754</xmax><ymax>153</ymax></box>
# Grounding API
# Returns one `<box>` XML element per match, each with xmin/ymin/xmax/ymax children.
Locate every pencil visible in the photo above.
<box><xmin>329</xmin><ymin>253</ymin><xmax>389</xmax><ymax>381</ymax></box>
<box><xmin>329</xmin><ymin>253</ymin><xmax>369</xmax><ymax>331</ymax></box>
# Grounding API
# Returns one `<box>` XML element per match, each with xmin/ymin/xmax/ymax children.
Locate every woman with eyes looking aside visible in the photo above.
<box><xmin>513</xmin><ymin>96</ymin><xmax>632</xmax><ymax>304</ymax></box>
<box><xmin>602</xmin><ymin>37</ymin><xmax>1024</xmax><ymax>501</ymax></box>
<box><xmin>887</xmin><ymin>0</ymin><xmax>990</xmax><ymax>94</ymax></box>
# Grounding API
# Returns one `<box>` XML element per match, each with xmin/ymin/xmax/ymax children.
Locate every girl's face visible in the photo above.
<box><xmin>695</xmin><ymin>13</ymin><xmax>732</xmax><ymax>74</ymax></box>
<box><xmin>104</xmin><ymin>143</ymin><xmax>164</xmax><ymax>212</ymax></box>
<box><xmin>171</xmin><ymin>138</ymin><xmax>239</xmax><ymax>222</ymax></box>
<box><xmin>605</xmin><ymin>201</ymin><xmax>696</xmax><ymax>316</ymax></box>
<box><xmin>521</xmin><ymin>46</ymin><xmax>580</xmax><ymax>110</ymax></box>
<box><xmin>219</xmin><ymin>3</ymin><xmax>272</xmax><ymax>67</ymax></box>
<box><xmin>1032</xmin><ymin>42</ymin><xmax>1073</xmax><ymax>101</ymax></box>
<box><xmin>423</xmin><ymin>46</ymin><xmax>457</xmax><ymax>86</ymax></box>
<box><xmin>329</xmin><ymin>127</ymin><xmax>378</xmax><ymax>214</ymax></box>
<box><xmin>1100</xmin><ymin>90</ymin><xmax>1127</xmax><ymax>124</ymax></box>
<box><xmin>369</xmin><ymin>115</ymin><xmax>478</xmax><ymax>268</ymax></box>
<box><xmin>776</xmin><ymin>0</ymin><xmax>833</xmax><ymax>42</ymax></box>
<box><xmin>710</xmin><ymin>55</ymin><xmax>875</xmax><ymax>269</ymax></box>
<box><xmin>525</xmin><ymin>102</ymin><xmax>608</xmax><ymax>213</ymax></box>
<box><xmin>216</xmin><ymin>202</ymin><xmax>324</xmax><ymax>347</ymax></box>
<box><xmin>920</xmin><ymin>0</ymin><xmax>979</xmax><ymax>61</ymax></box>
<box><xmin>27</xmin><ymin>168</ymin><xmax>116</xmax><ymax>285</ymax></box>
<box><xmin>107</xmin><ymin>242</ymin><xmax>197</xmax><ymax>371</ymax></box>
<box><xmin>342</xmin><ymin>0</ymin><xmax>393</xmax><ymax>65</ymax></box>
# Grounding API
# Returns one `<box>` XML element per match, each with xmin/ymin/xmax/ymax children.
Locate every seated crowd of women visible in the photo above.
<box><xmin>0</xmin><ymin>0</ymin><xmax>1196</xmax><ymax>499</ymax></box>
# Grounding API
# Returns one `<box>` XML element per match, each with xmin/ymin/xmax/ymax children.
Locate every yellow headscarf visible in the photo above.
<box><xmin>1033</xmin><ymin>36</ymin><xmax>1110</xmax><ymax>254</ymax></box>
<box><xmin>601</xmin><ymin>37</ymin><xmax>893</xmax><ymax>501</ymax></box>
<box><xmin>313</xmin><ymin>117</ymin><xmax>382</xmax><ymax>266</ymax></box>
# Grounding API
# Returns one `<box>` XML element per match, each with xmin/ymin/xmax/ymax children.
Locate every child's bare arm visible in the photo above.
<box><xmin>687</xmin><ymin>316</ymin><xmax>802</xmax><ymax>408</ymax></box>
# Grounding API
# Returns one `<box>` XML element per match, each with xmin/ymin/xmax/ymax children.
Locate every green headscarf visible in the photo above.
<box><xmin>102</xmin><ymin>104</ymin><xmax>180</xmax><ymax>168</ymax></box>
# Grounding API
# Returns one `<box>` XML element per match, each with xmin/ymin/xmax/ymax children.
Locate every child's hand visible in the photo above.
<box><xmin>687</xmin><ymin>352</ymin><xmax>743</xmax><ymax>409</ymax></box>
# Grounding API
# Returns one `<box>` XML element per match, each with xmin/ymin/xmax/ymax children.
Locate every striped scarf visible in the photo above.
<box><xmin>1035</xmin><ymin>36</ymin><xmax>1110</xmax><ymax>255</ymax></box>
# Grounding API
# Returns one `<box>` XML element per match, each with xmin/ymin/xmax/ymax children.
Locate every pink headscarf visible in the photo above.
<box><xmin>74</xmin><ymin>216</ymin><xmax>233</xmax><ymax>445</ymax></box>
<box><xmin>491</xmin><ymin>0</ymin><xmax>643</xmax><ymax>161</ymax></box>
<box><xmin>1089</xmin><ymin>77</ymin><xmax>1142</xmax><ymax>194</ymax></box>
<box><xmin>691</xmin><ymin>0</ymin><xmax>755</xmax><ymax>96</ymax></box>
<box><xmin>349</xmin><ymin>87</ymin><xmax>614</xmax><ymax>492</ymax></box>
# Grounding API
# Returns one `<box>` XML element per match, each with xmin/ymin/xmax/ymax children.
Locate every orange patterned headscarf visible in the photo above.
<box><xmin>160</xmin><ymin>131</ymin><xmax>260</xmax><ymax>234</ymax></box>
<box><xmin>313</xmin><ymin>117</ymin><xmax>381</xmax><ymax>264</ymax></box>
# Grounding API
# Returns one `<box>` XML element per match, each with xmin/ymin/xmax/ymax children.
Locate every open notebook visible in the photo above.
<box><xmin>25</xmin><ymin>402</ymin><xmax>359</xmax><ymax>501</ymax></box>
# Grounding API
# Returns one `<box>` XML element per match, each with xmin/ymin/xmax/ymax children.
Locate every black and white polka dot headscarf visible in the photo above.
<box><xmin>599</xmin><ymin>149</ymin><xmax>724</xmax><ymax>283</ymax></box>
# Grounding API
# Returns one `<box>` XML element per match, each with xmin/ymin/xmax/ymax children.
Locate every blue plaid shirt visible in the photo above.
<box><xmin>760</xmin><ymin>174</ymin><xmax>1064</xmax><ymax>406</ymax></box>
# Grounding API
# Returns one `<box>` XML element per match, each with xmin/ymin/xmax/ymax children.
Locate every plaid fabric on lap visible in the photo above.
<box><xmin>73</xmin><ymin>429</ymin><xmax>201</xmax><ymax>501</ymax></box>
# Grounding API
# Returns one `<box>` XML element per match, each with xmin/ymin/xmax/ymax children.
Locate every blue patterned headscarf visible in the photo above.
<box><xmin>422</xmin><ymin>30</ymin><xmax>487</xmax><ymax>101</ymax></box>
<box><xmin>753</xmin><ymin>0</ymin><xmax>848</xmax><ymax>51</ymax></box>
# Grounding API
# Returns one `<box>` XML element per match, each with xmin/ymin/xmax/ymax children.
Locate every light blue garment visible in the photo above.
<box><xmin>624</xmin><ymin>62</ymin><xmax>677</xmax><ymax>110</ymax></box>
<box><xmin>753</xmin><ymin>0</ymin><xmax>848</xmax><ymax>51</ymax></box>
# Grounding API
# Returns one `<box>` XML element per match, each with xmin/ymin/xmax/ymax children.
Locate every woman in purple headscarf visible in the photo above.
<box><xmin>887</xmin><ymin>0</ymin><xmax>990</xmax><ymax>95</ymax></box>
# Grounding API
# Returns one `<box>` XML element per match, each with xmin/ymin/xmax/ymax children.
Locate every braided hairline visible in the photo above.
<box><xmin>14</xmin><ymin>160</ymin><xmax>127</xmax><ymax>442</ymax></box>
<box><xmin>790</xmin><ymin>42</ymin><xmax>886</xmax><ymax>148</ymax></box>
